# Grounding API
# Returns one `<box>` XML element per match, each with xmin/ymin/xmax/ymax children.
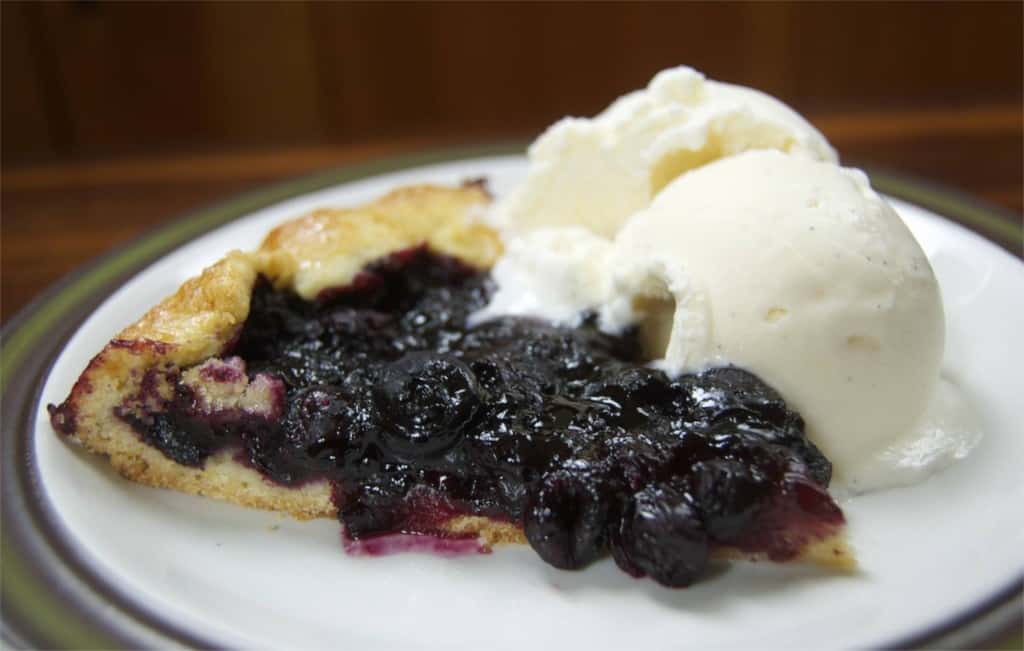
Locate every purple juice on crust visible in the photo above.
<box><xmin>49</xmin><ymin>247</ymin><xmax>843</xmax><ymax>587</ymax></box>
<box><xmin>343</xmin><ymin>533</ymin><xmax>487</xmax><ymax>558</ymax></box>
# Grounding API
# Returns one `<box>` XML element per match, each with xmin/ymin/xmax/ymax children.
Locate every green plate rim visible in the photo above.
<box><xmin>2</xmin><ymin>143</ymin><xmax>1021</xmax><ymax>649</ymax></box>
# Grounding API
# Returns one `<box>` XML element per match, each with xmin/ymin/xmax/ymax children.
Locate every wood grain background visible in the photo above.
<box><xmin>3</xmin><ymin>1</ymin><xmax>1021</xmax><ymax>163</ymax></box>
<box><xmin>2</xmin><ymin>1</ymin><xmax>1022</xmax><ymax>321</ymax></box>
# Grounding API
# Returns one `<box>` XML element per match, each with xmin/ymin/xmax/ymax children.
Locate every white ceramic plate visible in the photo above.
<box><xmin>19</xmin><ymin>155</ymin><xmax>1024</xmax><ymax>648</ymax></box>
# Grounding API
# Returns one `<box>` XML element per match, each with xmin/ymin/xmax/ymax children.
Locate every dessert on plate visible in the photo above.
<box><xmin>49</xmin><ymin>67</ymin><xmax>978</xmax><ymax>588</ymax></box>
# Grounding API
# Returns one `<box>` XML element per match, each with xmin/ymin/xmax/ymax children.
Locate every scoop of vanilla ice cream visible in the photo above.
<box><xmin>492</xmin><ymin>66</ymin><xmax>837</xmax><ymax>238</ymax></box>
<box><xmin>606</xmin><ymin>150</ymin><xmax>945</xmax><ymax>486</ymax></box>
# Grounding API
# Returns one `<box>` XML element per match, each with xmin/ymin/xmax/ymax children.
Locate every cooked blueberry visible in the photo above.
<box><xmin>589</xmin><ymin>366</ymin><xmax>676</xmax><ymax>407</ymax></box>
<box><xmin>787</xmin><ymin>437</ymin><xmax>833</xmax><ymax>486</ymax></box>
<box><xmin>687</xmin><ymin>458</ymin><xmax>768</xmax><ymax>543</ymax></box>
<box><xmin>611</xmin><ymin>483</ymin><xmax>709</xmax><ymax>587</ymax></box>
<box><xmin>281</xmin><ymin>386</ymin><xmax>349</xmax><ymax>446</ymax></box>
<box><xmin>681</xmin><ymin>367</ymin><xmax>790</xmax><ymax>424</ymax></box>
<box><xmin>660</xmin><ymin>430</ymin><xmax>715</xmax><ymax>474</ymax></box>
<box><xmin>126</xmin><ymin>410</ymin><xmax>214</xmax><ymax>467</ymax></box>
<box><xmin>375</xmin><ymin>353</ymin><xmax>483</xmax><ymax>459</ymax></box>
<box><xmin>524</xmin><ymin>469</ymin><xmax>609</xmax><ymax>570</ymax></box>
<box><xmin>338</xmin><ymin>474</ymin><xmax>413</xmax><ymax>539</ymax></box>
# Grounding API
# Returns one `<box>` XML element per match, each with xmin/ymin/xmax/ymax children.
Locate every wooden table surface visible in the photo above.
<box><xmin>2</xmin><ymin>103</ymin><xmax>1021</xmax><ymax>325</ymax></box>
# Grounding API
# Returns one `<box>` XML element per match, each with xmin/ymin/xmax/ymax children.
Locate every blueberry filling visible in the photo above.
<box><xmin>86</xmin><ymin>248</ymin><xmax>844</xmax><ymax>586</ymax></box>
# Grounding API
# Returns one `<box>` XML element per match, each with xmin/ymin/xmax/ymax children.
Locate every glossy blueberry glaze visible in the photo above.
<box><xmin>106</xmin><ymin>248</ymin><xmax>843</xmax><ymax>586</ymax></box>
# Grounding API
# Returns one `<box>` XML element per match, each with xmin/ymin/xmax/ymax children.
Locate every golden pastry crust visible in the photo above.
<box><xmin>258</xmin><ymin>182</ymin><xmax>500</xmax><ymax>299</ymax></box>
<box><xmin>51</xmin><ymin>181</ymin><xmax>853</xmax><ymax>569</ymax></box>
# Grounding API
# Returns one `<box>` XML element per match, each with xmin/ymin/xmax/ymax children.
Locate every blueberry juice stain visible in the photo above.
<box><xmin>108</xmin><ymin>247</ymin><xmax>844</xmax><ymax>587</ymax></box>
